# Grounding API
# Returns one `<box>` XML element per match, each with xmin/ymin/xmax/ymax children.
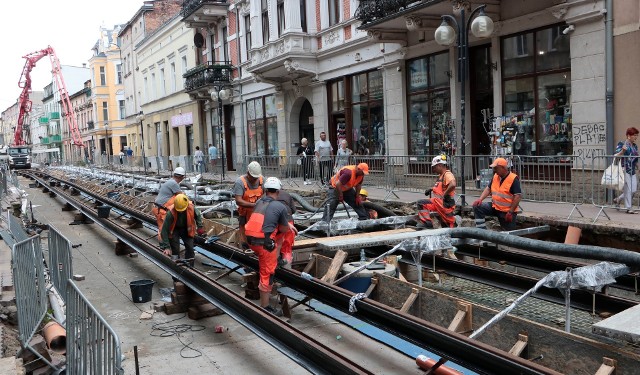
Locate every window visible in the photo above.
<box><xmin>277</xmin><ymin>0</ymin><xmax>285</xmax><ymax>36</ymax></box>
<box><xmin>160</xmin><ymin>68</ymin><xmax>166</xmax><ymax>96</ymax></box>
<box><xmin>210</xmin><ymin>33</ymin><xmax>216</xmax><ymax>62</ymax></box>
<box><xmin>143</xmin><ymin>77</ymin><xmax>148</xmax><ymax>103</ymax></box>
<box><xmin>502</xmin><ymin>25</ymin><xmax>571</xmax><ymax>158</ymax></box>
<box><xmin>151</xmin><ymin>73</ymin><xmax>156</xmax><ymax>100</ymax></box>
<box><xmin>123</xmin><ymin>57</ymin><xmax>127</xmax><ymax>74</ymax></box>
<box><xmin>352</xmin><ymin>70</ymin><xmax>385</xmax><ymax>155</ymax></box>
<box><xmin>170</xmin><ymin>63</ymin><xmax>176</xmax><ymax>93</ymax></box>
<box><xmin>329</xmin><ymin>0</ymin><xmax>340</xmax><ymax>26</ymax></box>
<box><xmin>244</xmin><ymin>15</ymin><xmax>251</xmax><ymax>61</ymax></box>
<box><xmin>116</xmin><ymin>64</ymin><xmax>122</xmax><ymax>84</ymax></box>
<box><xmin>300</xmin><ymin>0</ymin><xmax>307</xmax><ymax>32</ymax></box>
<box><xmin>406</xmin><ymin>52</ymin><xmax>451</xmax><ymax>158</ymax></box>
<box><xmin>262</xmin><ymin>0</ymin><xmax>269</xmax><ymax>44</ymax></box>
<box><xmin>222</xmin><ymin>27</ymin><xmax>229</xmax><ymax>63</ymax></box>
<box><xmin>119</xmin><ymin>100</ymin><xmax>125</xmax><ymax>119</ymax></box>
<box><xmin>99</xmin><ymin>66</ymin><xmax>106</xmax><ymax>86</ymax></box>
<box><xmin>181</xmin><ymin>56</ymin><xmax>187</xmax><ymax>75</ymax></box>
<box><xmin>102</xmin><ymin>102</ymin><xmax>109</xmax><ymax>121</ymax></box>
<box><xmin>247</xmin><ymin>95</ymin><xmax>278</xmax><ymax>156</ymax></box>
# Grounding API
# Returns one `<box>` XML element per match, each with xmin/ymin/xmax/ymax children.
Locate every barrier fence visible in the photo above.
<box><xmin>48</xmin><ymin>225</ymin><xmax>73</xmax><ymax>299</ymax></box>
<box><xmin>66</xmin><ymin>280</ymin><xmax>124</xmax><ymax>375</ymax></box>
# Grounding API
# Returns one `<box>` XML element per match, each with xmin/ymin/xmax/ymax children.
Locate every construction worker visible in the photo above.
<box><xmin>233</xmin><ymin>161</ymin><xmax>264</xmax><ymax>250</ymax></box>
<box><xmin>322</xmin><ymin>163</ymin><xmax>370</xmax><ymax>222</ymax></box>
<box><xmin>417</xmin><ymin>155</ymin><xmax>457</xmax><ymax>228</ymax></box>
<box><xmin>275</xmin><ymin>188</ymin><xmax>297</xmax><ymax>268</ymax></box>
<box><xmin>472</xmin><ymin>157</ymin><xmax>522</xmax><ymax>231</ymax></box>
<box><xmin>153</xmin><ymin>167</ymin><xmax>186</xmax><ymax>239</ymax></box>
<box><xmin>159</xmin><ymin>194</ymin><xmax>205</xmax><ymax>266</ymax></box>
<box><xmin>244</xmin><ymin>177</ymin><xmax>297</xmax><ymax>315</ymax></box>
<box><xmin>358</xmin><ymin>188</ymin><xmax>378</xmax><ymax>219</ymax></box>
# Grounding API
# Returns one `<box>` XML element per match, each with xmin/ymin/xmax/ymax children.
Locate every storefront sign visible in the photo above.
<box><xmin>171</xmin><ymin>112</ymin><xmax>193</xmax><ymax>127</ymax></box>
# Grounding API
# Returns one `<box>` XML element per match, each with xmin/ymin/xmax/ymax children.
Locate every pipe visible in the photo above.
<box><xmin>605</xmin><ymin>0</ymin><xmax>614</xmax><ymax>155</ymax></box>
<box><xmin>47</xmin><ymin>284</ymin><xmax>66</xmax><ymax>325</ymax></box>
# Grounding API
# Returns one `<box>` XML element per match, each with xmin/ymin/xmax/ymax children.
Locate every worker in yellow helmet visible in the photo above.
<box><xmin>159</xmin><ymin>194</ymin><xmax>204</xmax><ymax>265</ymax></box>
<box><xmin>358</xmin><ymin>188</ymin><xmax>378</xmax><ymax>219</ymax></box>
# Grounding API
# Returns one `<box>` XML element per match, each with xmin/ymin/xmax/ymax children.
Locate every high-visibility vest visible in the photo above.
<box><xmin>418</xmin><ymin>170</ymin><xmax>455</xmax><ymax>225</ymax></box>
<box><xmin>491</xmin><ymin>172</ymin><xmax>518</xmax><ymax>213</ymax></box>
<box><xmin>245</xmin><ymin>197</ymin><xmax>274</xmax><ymax>239</ymax></box>
<box><xmin>237</xmin><ymin>176</ymin><xmax>263</xmax><ymax>217</ymax></box>
<box><xmin>167</xmin><ymin>201</ymin><xmax>196</xmax><ymax>237</ymax></box>
<box><xmin>330</xmin><ymin>165</ymin><xmax>363</xmax><ymax>192</ymax></box>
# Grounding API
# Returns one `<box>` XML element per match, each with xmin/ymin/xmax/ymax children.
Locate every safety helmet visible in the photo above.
<box><xmin>357</xmin><ymin>162</ymin><xmax>369</xmax><ymax>175</ymax></box>
<box><xmin>359</xmin><ymin>188</ymin><xmax>369</xmax><ymax>197</ymax></box>
<box><xmin>247</xmin><ymin>161</ymin><xmax>262</xmax><ymax>178</ymax></box>
<box><xmin>431</xmin><ymin>155</ymin><xmax>447</xmax><ymax>167</ymax></box>
<box><xmin>173</xmin><ymin>166</ymin><xmax>186</xmax><ymax>177</ymax></box>
<box><xmin>264</xmin><ymin>177</ymin><xmax>282</xmax><ymax>190</ymax></box>
<box><xmin>174</xmin><ymin>194</ymin><xmax>189</xmax><ymax>212</ymax></box>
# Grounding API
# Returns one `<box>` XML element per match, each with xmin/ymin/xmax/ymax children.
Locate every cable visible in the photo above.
<box><xmin>150</xmin><ymin>313</ymin><xmax>206</xmax><ymax>358</ymax></box>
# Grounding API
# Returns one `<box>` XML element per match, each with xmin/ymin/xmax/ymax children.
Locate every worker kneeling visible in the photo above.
<box><xmin>159</xmin><ymin>193</ymin><xmax>205</xmax><ymax>266</ymax></box>
<box><xmin>417</xmin><ymin>155</ymin><xmax>457</xmax><ymax>228</ymax></box>
<box><xmin>244</xmin><ymin>177</ymin><xmax>298</xmax><ymax>315</ymax></box>
<box><xmin>321</xmin><ymin>163</ymin><xmax>370</xmax><ymax>222</ymax></box>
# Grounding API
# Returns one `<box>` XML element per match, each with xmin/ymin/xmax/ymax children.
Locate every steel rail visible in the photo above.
<box><xmin>24</xmin><ymin>170</ymin><xmax>560</xmax><ymax>375</ymax></box>
<box><xmin>23</xmin><ymin>172</ymin><xmax>372</xmax><ymax>375</ymax></box>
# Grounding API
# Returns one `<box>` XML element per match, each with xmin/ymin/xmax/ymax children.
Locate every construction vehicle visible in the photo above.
<box><xmin>11</xmin><ymin>45</ymin><xmax>84</xmax><ymax>168</ymax></box>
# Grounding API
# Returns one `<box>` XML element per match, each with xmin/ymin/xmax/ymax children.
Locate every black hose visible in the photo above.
<box><xmin>449</xmin><ymin>227</ymin><xmax>640</xmax><ymax>268</ymax></box>
<box><xmin>363</xmin><ymin>201</ymin><xmax>395</xmax><ymax>218</ymax></box>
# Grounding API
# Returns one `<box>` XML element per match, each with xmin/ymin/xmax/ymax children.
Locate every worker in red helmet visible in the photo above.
<box><xmin>159</xmin><ymin>194</ymin><xmax>204</xmax><ymax>266</ymax></box>
<box><xmin>244</xmin><ymin>177</ymin><xmax>297</xmax><ymax>315</ymax></box>
<box><xmin>417</xmin><ymin>155</ymin><xmax>457</xmax><ymax>228</ymax></box>
<box><xmin>322</xmin><ymin>162</ymin><xmax>370</xmax><ymax>222</ymax></box>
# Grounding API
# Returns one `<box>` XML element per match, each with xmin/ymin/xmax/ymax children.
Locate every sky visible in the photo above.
<box><xmin>0</xmin><ymin>0</ymin><xmax>145</xmax><ymax>111</ymax></box>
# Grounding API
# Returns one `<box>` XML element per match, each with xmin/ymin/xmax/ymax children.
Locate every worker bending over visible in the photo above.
<box><xmin>321</xmin><ymin>163</ymin><xmax>370</xmax><ymax>222</ymax></box>
<box><xmin>472</xmin><ymin>157</ymin><xmax>522</xmax><ymax>231</ymax></box>
<box><xmin>417</xmin><ymin>155</ymin><xmax>457</xmax><ymax>228</ymax></box>
<box><xmin>159</xmin><ymin>194</ymin><xmax>205</xmax><ymax>266</ymax></box>
<box><xmin>275</xmin><ymin>188</ymin><xmax>297</xmax><ymax>268</ymax></box>
<box><xmin>153</xmin><ymin>167</ymin><xmax>187</xmax><ymax>240</ymax></box>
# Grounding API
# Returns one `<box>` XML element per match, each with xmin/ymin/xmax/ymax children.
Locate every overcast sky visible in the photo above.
<box><xmin>0</xmin><ymin>0</ymin><xmax>145</xmax><ymax>111</ymax></box>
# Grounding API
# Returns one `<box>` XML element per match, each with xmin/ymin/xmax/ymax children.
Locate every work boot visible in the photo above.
<box><xmin>263</xmin><ymin>305</ymin><xmax>283</xmax><ymax>317</ymax></box>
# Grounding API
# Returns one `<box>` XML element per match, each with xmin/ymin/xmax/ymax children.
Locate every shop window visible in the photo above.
<box><xmin>352</xmin><ymin>70</ymin><xmax>385</xmax><ymax>155</ymax></box>
<box><xmin>247</xmin><ymin>95</ymin><xmax>278</xmax><ymax>156</ymax></box>
<box><xmin>406</xmin><ymin>52</ymin><xmax>451</xmax><ymax>158</ymax></box>
<box><xmin>502</xmin><ymin>32</ymin><xmax>534</xmax><ymax>78</ymax></box>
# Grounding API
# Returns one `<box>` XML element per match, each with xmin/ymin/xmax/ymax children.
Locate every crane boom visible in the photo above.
<box><xmin>15</xmin><ymin>46</ymin><xmax>83</xmax><ymax>147</ymax></box>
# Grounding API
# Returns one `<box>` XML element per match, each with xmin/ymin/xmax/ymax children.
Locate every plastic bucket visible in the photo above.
<box><xmin>97</xmin><ymin>205</ymin><xmax>112</xmax><ymax>218</ymax></box>
<box><xmin>130</xmin><ymin>279</ymin><xmax>155</xmax><ymax>303</ymax></box>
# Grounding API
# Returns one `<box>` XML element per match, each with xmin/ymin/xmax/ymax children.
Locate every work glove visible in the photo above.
<box><xmin>197</xmin><ymin>227</ymin><xmax>205</xmax><ymax>236</ymax></box>
<box><xmin>504</xmin><ymin>212</ymin><xmax>513</xmax><ymax>223</ymax></box>
<box><xmin>424</xmin><ymin>188</ymin><xmax>432</xmax><ymax>196</ymax></box>
<box><xmin>443</xmin><ymin>196</ymin><xmax>455</xmax><ymax>208</ymax></box>
<box><xmin>472</xmin><ymin>199</ymin><xmax>483</xmax><ymax>207</ymax></box>
<box><xmin>355</xmin><ymin>196</ymin><xmax>362</xmax><ymax>206</ymax></box>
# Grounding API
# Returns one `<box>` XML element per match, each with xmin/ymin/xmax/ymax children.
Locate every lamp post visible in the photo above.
<box><xmin>104</xmin><ymin>123</ymin><xmax>110</xmax><ymax>166</ymax></box>
<box><xmin>435</xmin><ymin>2</ymin><xmax>494</xmax><ymax>206</ymax></box>
<box><xmin>210</xmin><ymin>86</ymin><xmax>232</xmax><ymax>181</ymax></box>
<box><xmin>136</xmin><ymin>111</ymin><xmax>147</xmax><ymax>176</ymax></box>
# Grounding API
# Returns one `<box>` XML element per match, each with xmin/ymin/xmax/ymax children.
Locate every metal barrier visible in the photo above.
<box><xmin>48</xmin><ymin>225</ymin><xmax>73</xmax><ymax>299</ymax></box>
<box><xmin>12</xmin><ymin>236</ymin><xmax>56</xmax><ymax>369</ymax></box>
<box><xmin>8</xmin><ymin>214</ymin><xmax>30</xmax><ymax>243</ymax></box>
<box><xmin>66</xmin><ymin>280</ymin><xmax>124</xmax><ymax>375</ymax></box>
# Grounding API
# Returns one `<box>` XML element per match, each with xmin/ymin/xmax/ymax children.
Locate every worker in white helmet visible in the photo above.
<box><xmin>233</xmin><ymin>161</ymin><xmax>264</xmax><ymax>250</ymax></box>
<box><xmin>417</xmin><ymin>155</ymin><xmax>457</xmax><ymax>228</ymax></box>
<box><xmin>153</xmin><ymin>167</ymin><xmax>187</xmax><ymax>239</ymax></box>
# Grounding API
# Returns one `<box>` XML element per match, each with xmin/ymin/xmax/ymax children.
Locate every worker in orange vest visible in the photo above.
<box><xmin>322</xmin><ymin>163</ymin><xmax>370</xmax><ymax>222</ymax></box>
<box><xmin>159</xmin><ymin>194</ymin><xmax>205</xmax><ymax>266</ymax></box>
<box><xmin>275</xmin><ymin>188</ymin><xmax>296</xmax><ymax>268</ymax></box>
<box><xmin>472</xmin><ymin>157</ymin><xmax>522</xmax><ymax>230</ymax></box>
<box><xmin>417</xmin><ymin>155</ymin><xmax>457</xmax><ymax>228</ymax></box>
<box><xmin>152</xmin><ymin>167</ymin><xmax>187</xmax><ymax>240</ymax></box>
<box><xmin>233</xmin><ymin>161</ymin><xmax>264</xmax><ymax>250</ymax></box>
<box><xmin>245</xmin><ymin>177</ymin><xmax>297</xmax><ymax>315</ymax></box>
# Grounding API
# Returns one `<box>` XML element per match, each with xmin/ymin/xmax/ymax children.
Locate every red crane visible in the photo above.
<box><xmin>15</xmin><ymin>46</ymin><xmax>83</xmax><ymax>147</ymax></box>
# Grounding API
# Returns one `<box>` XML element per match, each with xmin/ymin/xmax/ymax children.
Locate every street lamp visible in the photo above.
<box><xmin>135</xmin><ymin>111</ymin><xmax>147</xmax><ymax>176</ymax></box>
<box><xmin>434</xmin><ymin>3</ymin><xmax>494</xmax><ymax>206</ymax></box>
<box><xmin>104</xmin><ymin>123</ymin><xmax>110</xmax><ymax>166</ymax></box>
<box><xmin>210</xmin><ymin>86</ymin><xmax>232</xmax><ymax>181</ymax></box>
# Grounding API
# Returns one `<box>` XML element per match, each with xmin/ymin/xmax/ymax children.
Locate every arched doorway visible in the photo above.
<box><xmin>298</xmin><ymin>100</ymin><xmax>314</xmax><ymax>145</ymax></box>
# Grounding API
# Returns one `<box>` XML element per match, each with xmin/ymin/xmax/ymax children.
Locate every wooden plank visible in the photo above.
<box><xmin>508</xmin><ymin>333</ymin><xmax>528</xmax><ymax>357</ymax></box>
<box><xmin>293</xmin><ymin>228</ymin><xmax>415</xmax><ymax>249</ymax></box>
<box><xmin>301</xmin><ymin>254</ymin><xmax>317</xmax><ymax>275</ymax></box>
<box><xmin>320</xmin><ymin>250</ymin><xmax>348</xmax><ymax>283</ymax></box>
<box><xmin>448</xmin><ymin>302</ymin><xmax>472</xmax><ymax>334</ymax></box>
<box><xmin>364</xmin><ymin>278</ymin><xmax>378</xmax><ymax>297</ymax></box>
<box><xmin>399</xmin><ymin>288</ymin><xmax>419</xmax><ymax>313</ymax></box>
<box><xmin>594</xmin><ymin>357</ymin><xmax>616</xmax><ymax>375</ymax></box>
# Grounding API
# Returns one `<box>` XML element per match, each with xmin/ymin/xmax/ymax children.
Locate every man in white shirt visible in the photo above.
<box><xmin>194</xmin><ymin>146</ymin><xmax>204</xmax><ymax>173</ymax></box>
<box><xmin>208</xmin><ymin>143</ymin><xmax>218</xmax><ymax>171</ymax></box>
<box><xmin>314</xmin><ymin>131</ymin><xmax>333</xmax><ymax>185</ymax></box>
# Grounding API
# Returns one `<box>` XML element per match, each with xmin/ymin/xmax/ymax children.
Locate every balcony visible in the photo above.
<box><xmin>181</xmin><ymin>0</ymin><xmax>228</xmax><ymax>28</ymax></box>
<box><xmin>39</xmin><ymin>117</ymin><xmax>49</xmax><ymax>124</ymax></box>
<box><xmin>183</xmin><ymin>62</ymin><xmax>233</xmax><ymax>99</ymax></box>
<box><xmin>50</xmin><ymin>112</ymin><xmax>60</xmax><ymax>120</ymax></box>
<box><xmin>247</xmin><ymin>34</ymin><xmax>317</xmax><ymax>84</ymax></box>
<box><xmin>50</xmin><ymin>135</ymin><xmax>62</xmax><ymax>143</ymax></box>
<box><xmin>41</xmin><ymin>137</ymin><xmax>50</xmax><ymax>145</ymax></box>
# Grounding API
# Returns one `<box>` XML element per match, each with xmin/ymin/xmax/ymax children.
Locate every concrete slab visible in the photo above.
<box><xmin>592</xmin><ymin>303</ymin><xmax>640</xmax><ymax>343</ymax></box>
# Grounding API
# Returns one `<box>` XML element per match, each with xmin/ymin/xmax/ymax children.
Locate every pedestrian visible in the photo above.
<box><xmin>119</xmin><ymin>149</ymin><xmax>125</xmax><ymax>165</ymax></box>
<box><xmin>296</xmin><ymin>138</ymin><xmax>314</xmax><ymax>185</ymax></box>
<box><xmin>194</xmin><ymin>146</ymin><xmax>204</xmax><ymax>174</ymax></box>
<box><xmin>159</xmin><ymin>194</ymin><xmax>205</xmax><ymax>267</ymax></box>
<box><xmin>472</xmin><ymin>157</ymin><xmax>522</xmax><ymax>231</ymax></box>
<box><xmin>153</xmin><ymin>167</ymin><xmax>187</xmax><ymax>240</ymax></box>
<box><xmin>358</xmin><ymin>188</ymin><xmax>378</xmax><ymax>219</ymax></box>
<box><xmin>314</xmin><ymin>131</ymin><xmax>333</xmax><ymax>186</ymax></box>
<box><xmin>322</xmin><ymin>163</ymin><xmax>370</xmax><ymax>222</ymax></box>
<box><xmin>416</xmin><ymin>155</ymin><xmax>457</xmax><ymax>228</ymax></box>
<box><xmin>613</xmin><ymin>127</ymin><xmax>639</xmax><ymax>213</ymax></box>
<box><xmin>356</xmin><ymin>136</ymin><xmax>370</xmax><ymax>155</ymax></box>
<box><xmin>233</xmin><ymin>161</ymin><xmax>264</xmax><ymax>250</ymax></box>
<box><xmin>244</xmin><ymin>177</ymin><xmax>297</xmax><ymax>315</ymax></box>
<box><xmin>275</xmin><ymin>188</ymin><xmax>296</xmax><ymax>268</ymax></box>
<box><xmin>208</xmin><ymin>143</ymin><xmax>218</xmax><ymax>171</ymax></box>
<box><xmin>334</xmin><ymin>139</ymin><xmax>352</xmax><ymax>172</ymax></box>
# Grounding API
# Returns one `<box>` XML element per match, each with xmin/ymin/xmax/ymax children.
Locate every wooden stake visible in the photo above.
<box><xmin>399</xmin><ymin>288</ymin><xmax>419</xmax><ymax>313</ymax></box>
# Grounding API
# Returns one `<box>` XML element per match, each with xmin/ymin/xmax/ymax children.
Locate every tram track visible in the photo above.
<box><xmin>19</xmin><ymin>168</ymin><xmax>560</xmax><ymax>375</ymax></box>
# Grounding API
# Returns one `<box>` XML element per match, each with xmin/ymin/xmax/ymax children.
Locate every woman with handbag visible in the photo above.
<box><xmin>296</xmin><ymin>138</ymin><xmax>314</xmax><ymax>185</ymax></box>
<box><xmin>614</xmin><ymin>127</ymin><xmax>639</xmax><ymax>213</ymax></box>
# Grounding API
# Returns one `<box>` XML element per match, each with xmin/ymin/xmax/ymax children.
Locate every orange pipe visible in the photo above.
<box><xmin>43</xmin><ymin>321</ymin><xmax>66</xmax><ymax>354</ymax></box>
<box><xmin>415</xmin><ymin>355</ymin><xmax>463</xmax><ymax>375</ymax></box>
<box><xmin>564</xmin><ymin>226</ymin><xmax>582</xmax><ymax>245</ymax></box>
